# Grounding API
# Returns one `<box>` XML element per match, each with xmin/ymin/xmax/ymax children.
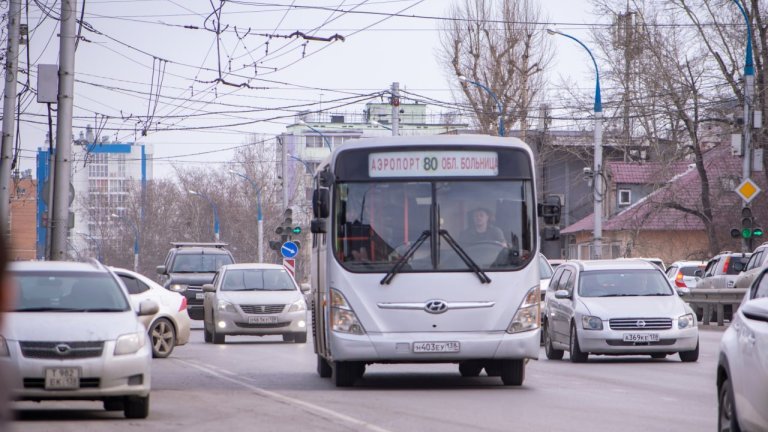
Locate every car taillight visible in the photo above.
<box><xmin>722</xmin><ymin>256</ymin><xmax>731</xmax><ymax>274</ymax></box>
<box><xmin>675</xmin><ymin>272</ymin><xmax>686</xmax><ymax>288</ymax></box>
<box><xmin>179</xmin><ymin>297</ymin><xmax>187</xmax><ymax>312</ymax></box>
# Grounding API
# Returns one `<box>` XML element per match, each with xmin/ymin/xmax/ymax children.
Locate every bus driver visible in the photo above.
<box><xmin>459</xmin><ymin>207</ymin><xmax>506</xmax><ymax>245</ymax></box>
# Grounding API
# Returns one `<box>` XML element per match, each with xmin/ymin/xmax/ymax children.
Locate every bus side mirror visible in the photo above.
<box><xmin>318</xmin><ymin>169</ymin><xmax>334</xmax><ymax>188</ymax></box>
<box><xmin>313</xmin><ymin>189</ymin><xmax>330</xmax><ymax>218</ymax></box>
<box><xmin>538</xmin><ymin>195</ymin><xmax>562</xmax><ymax>225</ymax></box>
<box><xmin>311</xmin><ymin>219</ymin><xmax>327</xmax><ymax>234</ymax></box>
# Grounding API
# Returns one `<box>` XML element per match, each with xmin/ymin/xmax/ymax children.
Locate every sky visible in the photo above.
<box><xmin>4</xmin><ymin>0</ymin><xmax>607</xmax><ymax>179</ymax></box>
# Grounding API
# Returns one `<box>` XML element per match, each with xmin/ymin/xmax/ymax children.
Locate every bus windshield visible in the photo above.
<box><xmin>333</xmin><ymin>180</ymin><xmax>535</xmax><ymax>273</ymax></box>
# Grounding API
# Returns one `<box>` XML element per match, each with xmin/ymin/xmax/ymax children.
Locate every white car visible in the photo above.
<box><xmin>111</xmin><ymin>267</ymin><xmax>191</xmax><ymax>358</ymax></box>
<box><xmin>202</xmin><ymin>263</ymin><xmax>308</xmax><ymax>344</ymax></box>
<box><xmin>1</xmin><ymin>261</ymin><xmax>156</xmax><ymax>418</ymax></box>
<box><xmin>717</xmin><ymin>269</ymin><xmax>768</xmax><ymax>431</ymax></box>
<box><xmin>543</xmin><ymin>259</ymin><xmax>699</xmax><ymax>362</ymax></box>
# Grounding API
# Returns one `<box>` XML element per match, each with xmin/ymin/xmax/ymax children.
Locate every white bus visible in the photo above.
<box><xmin>309</xmin><ymin>135</ymin><xmax>549</xmax><ymax>387</ymax></box>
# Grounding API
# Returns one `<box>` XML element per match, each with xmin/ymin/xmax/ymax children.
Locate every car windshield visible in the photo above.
<box><xmin>579</xmin><ymin>269</ymin><xmax>673</xmax><ymax>297</ymax></box>
<box><xmin>12</xmin><ymin>271</ymin><xmax>130</xmax><ymax>312</ymax></box>
<box><xmin>221</xmin><ymin>269</ymin><xmax>296</xmax><ymax>291</ymax></box>
<box><xmin>171</xmin><ymin>253</ymin><xmax>234</xmax><ymax>273</ymax></box>
<box><xmin>333</xmin><ymin>180</ymin><xmax>535</xmax><ymax>273</ymax></box>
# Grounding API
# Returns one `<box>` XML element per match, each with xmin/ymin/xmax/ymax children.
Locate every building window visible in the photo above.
<box><xmin>618</xmin><ymin>189</ymin><xmax>631</xmax><ymax>206</ymax></box>
<box><xmin>306</xmin><ymin>136</ymin><xmax>326</xmax><ymax>148</ymax></box>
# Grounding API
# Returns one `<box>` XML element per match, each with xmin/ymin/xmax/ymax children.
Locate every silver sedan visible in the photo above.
<box><xmin>543</xmin><ymin>259</ymin><xmax>699</xmax><ymax>363</ymax></box>
<box><xmin>202</xmin><ymin>264</ymin><xmax>308</xmax><ymax>344</ymax></box>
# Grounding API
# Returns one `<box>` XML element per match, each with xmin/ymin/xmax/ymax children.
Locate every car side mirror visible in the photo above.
<box><xmin>202</xmin><ymin>284</ymin><xmax>216</xmax><ymax>293</ymax></box>
<box><xmin>675</xmin><ymin>287</ymin><xmax>689</xmax><ymax>297</ymax></box>
<box><xmin>300</xmin><ymin>283</ymin><xmax>311</xmax><ymax>293</ymax></box>
<box><xmin>554</xmin><ymin>289</ymin><xmax>571</xmax><ymax>299</ymax></box>
<box><xmin>138</xmin><ymin>300</ymin><xmax>159</xmax><ymax>316</ymax></box>
<box><xmin>156</xmin><ymin>265</ymin><xmax>167</xmax><ymax>275</ymax></box>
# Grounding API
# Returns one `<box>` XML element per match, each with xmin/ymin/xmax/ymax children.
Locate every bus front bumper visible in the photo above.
<box><xmin>329</xmin><ymin>328</ymin><xmax>540</xmax><ymax>363</ymax></box>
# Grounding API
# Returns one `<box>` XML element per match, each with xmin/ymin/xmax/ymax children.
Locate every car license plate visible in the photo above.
<box><xmin>413</xmin><ymin>341</ymin><xmax>460</xmax><ymax>353</ymax></box>
<box><xmin>195</xmin><ymin>293</ymin><xmax>205</xmax><ymax>300</ymax></box>
<box><xmin>248</xmin><ymin>316</ymin><xmax>278</xmax><ymax>324</ymax></box>
<box><xmin>622</xmin><ymin>333</ymin><xmax>660</xmax><ymax>342</ymax></box>
<box><xmin>45</xmin><ymin>367</ymin><xmax>80</xmax><ymax>390</ymax></box>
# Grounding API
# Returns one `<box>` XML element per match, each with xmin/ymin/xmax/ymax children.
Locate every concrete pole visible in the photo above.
<box><xmin>391</xmin><ymin>82</ymin><xmax>400</xmax><ymax>136</ymax></box>
<box><xmin>0</xmin><ymin>0</ymin><xmax>22</xmax><ymax>229</ymax></box>
<box><xmin>51</xmin><ymin>0</ymin><xmax>77</xmax><ymax>260</ymax></box>
<box><xmin>593</xmin><ymin>112</ymin><xmax>603</xmax><ymax>260</ymax></box>
<box><xmin>741</xmin><ymin>74</ymin><xmax>754</xmax><ymax>253</ymax></box>
<box><xmin>280</xmin><ymin>135</ymin><xmax>288</xmax><ymax>211</ymax></box>
<box><xmin>258</xmin><ymin>218</ymin><xmax>264</xmax><ymax>263</ymax></box>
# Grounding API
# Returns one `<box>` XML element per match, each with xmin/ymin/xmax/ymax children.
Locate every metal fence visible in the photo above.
<box><xmin>684</xmin><ymin>288</ymin><xmax>748</xmax><ymax>326</ymax></box>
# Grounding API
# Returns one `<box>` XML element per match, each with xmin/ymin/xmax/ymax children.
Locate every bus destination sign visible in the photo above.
<box><xmin>368</xmin><ymin>151</ymin><xmax>498</xmax><ymax>178</ymax></box>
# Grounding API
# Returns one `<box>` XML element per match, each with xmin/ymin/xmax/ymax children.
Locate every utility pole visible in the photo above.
<box><xmin>279</xmin><ymin>135</ymin><xmax>288</xmax><ymax>211</ymax></box>
<box><xmin>391</xmin><ymin>82</ymin><xmax>400</xmax><ymax>136</ymax></box>
<box><xmin>0</xmin><ymin>0</ymin><xmax>22</xmax><ymax>230</ymax></box>
<box><xmin>51</xmin><ymin>0</ymin><xmax>77</xmax><ymax>260</ymax></box>
<box><xmin>615</xmin><ymin>5</ymin><xmax>637</xmax><ymax>162</ymax></box>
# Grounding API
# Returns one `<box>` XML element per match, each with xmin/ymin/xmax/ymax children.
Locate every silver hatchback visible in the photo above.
<box><xmin>543</xmin><ymin>259</ymin><xmax>699</xmax><ymax>363</ymax></box>
<box><xmin>202</xmin><ymin>264</ymin><xmax>308</xmax><ymax>344</ymax></box>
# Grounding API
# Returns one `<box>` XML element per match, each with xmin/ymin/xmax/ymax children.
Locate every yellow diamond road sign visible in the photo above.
<box><xmin>736</xmin><ymin>178</ymin><xmax>761</xmax><ymax>203</ymax></box>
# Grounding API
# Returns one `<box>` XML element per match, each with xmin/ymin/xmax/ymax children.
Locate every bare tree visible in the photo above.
<box><xmin>438</xmin><ymin>0</ymin><xmax>552</xmax><ymax>140</ymax></box>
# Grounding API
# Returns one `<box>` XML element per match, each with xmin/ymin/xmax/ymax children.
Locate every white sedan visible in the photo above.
<box><xmin>112</xmin><ymin>268</ymin><xmax>191</xmax><ymax>358</ymax></box>
<box><xmin>717</xmin><ymin>270</ymin><xmax>768</xmax><ymax>431</ymax></box>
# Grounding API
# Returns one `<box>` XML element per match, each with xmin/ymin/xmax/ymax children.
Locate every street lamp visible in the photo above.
<box><xmin>458</xmin><ymin>75</ymin><xmax>505</xmax><ymax>137</ymax></box>
<box><xmin>547</xmin><ymin>28</ymin><xmax>603</xmax><ymax>259</ymax></box>
<box><xmin>370</xmin><ymin>119</ymin><xmax>394</xmax><ymax>133</ymax></box>
<box><xmin>110</xmin><ymin>214</ymin><xmax>139</xmax><ymax>272</ymax></box>
<box><xmin>189</xmin><ymin>190</ymin><xmax>220</xmax><ymax>242</ymax></box>
<box><xmin>76</xmin><ymin>231</ymin><xmax>103</xmax><ymax>262</ymax></box>
<box><xmin>297</xmin><ymin>119</ymin><xmax>332</xmax><ymax>150</ymax></box>
<box><xmin>288</xmin><ymin>154</ymin><xmax>314</xmax><ymax>174</ymax></box>
<box><xmin>229</xmin><ymin>170</ymin><xmax>264</xmax><ymax>263</ymax></box>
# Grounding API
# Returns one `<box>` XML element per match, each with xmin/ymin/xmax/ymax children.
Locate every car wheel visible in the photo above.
<box><xmin>103</xmin><ymin>398</ymin><xmax>124</xmax><ymax>411</ymax></box>
<box><xmin>569</xmin><ymin>323</ymin><xmax>588</xmax><ymax>363</ymax></box>
<box><xmin>124</xmin><ymin>395</ymin><xmax>150</xmax><ymax>419</ymax></box>
<box><xmin>334</xmin><ymin>361</ymin><xmax>363</xmax><ymax>387</ymax></box>
<box><xmin>499</xmin><ymin>359</ymin><xmax>525</xmax><ymax>386</ymax></box>
<box><xmin>544</xmin><ymin>321</ymin><xmax>564</xmax><ymax>360</ymax></box>
<box><xmin>718</xmin><ymin>376</ymin><xmax>741</xmax><ymax>432</ymax></box>
<box><xmin>282</xmin><ymin>333</ymin><xmax>294</xmax><ymax>343</ymax></box>
<box><xmin>650</xmin><ymin>353</ymin><xmax>667</xmax><ymax>359</ymax></box>
<box><xmin>212</xmin><ymin>321</ymin><xmax>225</xmax><ymax>345</ymax></box>
<box><xmin>149</xmin><ymin>318</ymin><xmax>176</xmax><ymax>358</ymax></box>
<box><xmin>203</xmin><ymin>321</ymin><xmax>212</xmax><ymax>343</ymax></box>
<box><xmin>679</xmin><ymin>340</ymin><xmax>699</xmax><ymax>363</ymax></box>
<box><xmin>293</xmin><ymin>332</ymin><xmax>307</xmax><ymax>344</ymax></box>
<box><xmin>458</xmin><ymin>361</ymin><xmax>483</xmax><ymax>377</ymax></box>
<box><xmin>317</xmin><ymin>355</ymin><xmax>333</xmax><ymax>378</ymax></box>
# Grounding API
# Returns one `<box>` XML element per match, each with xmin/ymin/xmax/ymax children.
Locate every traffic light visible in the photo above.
<box><xmin>741</xmin><ymin>207</ymin><xmax>754</xmax><ymax>239</ymax></box>
<box><xmin>292</xmin><ymin>226</ymin><xmax>302</xmax><ymax>234</ymax></box>
<box><xmin>269</xmin><ymin>240</ymin><xmax>281</xmax><ymax>251</ymax></box>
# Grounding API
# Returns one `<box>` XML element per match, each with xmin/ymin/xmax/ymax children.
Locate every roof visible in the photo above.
<box><xmin>562</xmin><ymin>144</ymin><xmax>742</xmax><ymax>234</ymax></box>
<box><xmin>562</xmin><ymin>259</ymin><xmax>658</xmax><ymax>271</ymax></box>
<box><xmin>608</xmin><ymin>161</ymin><xmax>691</xmax><ymax>184</ymax></box>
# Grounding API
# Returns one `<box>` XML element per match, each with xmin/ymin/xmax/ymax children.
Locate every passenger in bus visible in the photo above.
<box><xmin>459</xmin><ymin>208</ymin><xmax>506</xmax><ymax>245</ymax></box>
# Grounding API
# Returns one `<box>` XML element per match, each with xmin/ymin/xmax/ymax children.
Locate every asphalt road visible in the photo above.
<box><xmin>12</xmin><ymin>325</ymin><xmax>723</xmax><ymax>432</ymax></box>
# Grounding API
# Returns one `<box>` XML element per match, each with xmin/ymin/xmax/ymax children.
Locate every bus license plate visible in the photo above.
<box><xmin>45</xmin><ymin>367</ymin><xmax>80</xmax><ymax>390</ymax></box>
<box><xmin>413</xmin><ymin>342</ymin><xmax>460</xmax><ymax>353</ymax></box>
<box><xmin>249</xmin><ymin>316</ymin><xmax>278</xmax><ymax>324</ymax></box>
<box><xmin>622</xmin><ymin>333</ymin><xmax>659</xmax><ymax>343</ymax></box>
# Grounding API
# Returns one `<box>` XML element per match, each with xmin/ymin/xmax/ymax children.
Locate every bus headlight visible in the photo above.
<box><xmin>507</xmin><ymin>286</ymin><xmax>540</xmax><ymax>334</ymax></box>
<box><xmin>330</xmin><ymin>289</ymin><xmax>365</xmax><ymax>335</ymax></box>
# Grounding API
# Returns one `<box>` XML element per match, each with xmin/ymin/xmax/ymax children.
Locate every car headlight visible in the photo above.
<box><xmin>288</xmin><ymin>299</ymin><xmax>306</xmax><ymax>312</ymax></box>
<box><xmin>581</xmin><ymin>315</ymin><xmax>603</xmax><ymax>330</ymax></box>
<box><xmin>678</xmin><ymin>313</ymin><xmax>695</xmax><ymax>329</ymax></box>
<box><xmin>0</xmin><ymin>335</ymin><xmax>9</xmax><ymax>357</ymax></box>
<box><xmin>217</xmin><ymin>300</ymin><xmax>236</xmax><ymax>313</ymax></box>
<box><xmin>330</xmin><ymin>289</ymin><xmax>365</xmax><ymax>335</ymax></box>
<box><xmin>114</xmin><ymin>332</ymin><xmax>146</xmax><ymax>356</ymax></box>
<box><xmin>169</xmin><ymin>283</ymin><xmax>187</xmax><ymax>293</ymax></box>
<box><xmin>507</xmin><ymin>286</ymin><xmax>540</xmax><ymax>334</ymax></box>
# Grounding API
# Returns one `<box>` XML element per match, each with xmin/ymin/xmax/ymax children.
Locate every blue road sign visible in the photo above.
<box><xmin>281</xmin><ymin>241</ymin><xmax>299</xmax><ymax>258</ymax></box>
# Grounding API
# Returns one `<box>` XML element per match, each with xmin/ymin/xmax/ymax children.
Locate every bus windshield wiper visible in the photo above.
<box><xmin>380</xmin><ymin>230</ymin><xmax>431</xmax><ymax>285</ymax></box>
<box><xmin>439</xmin><ymin>230</ymin><xmax>491</xmax><ymax>284</ymax></box>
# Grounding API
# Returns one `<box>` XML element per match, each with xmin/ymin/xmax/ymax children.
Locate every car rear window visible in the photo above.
<box><xmin>679</xmin><ymin>266</ymin><xmax>702</xmax><ymax>276</ymax></box>
<box><xmin>725</xmin><ymin>256</ymin><xmax>749</xmax><ymax>275</ymax></box>
<box><xmin>12</xmin><ymin>271</ymin><xmax>130</xmax><ymax>312</ymax></box>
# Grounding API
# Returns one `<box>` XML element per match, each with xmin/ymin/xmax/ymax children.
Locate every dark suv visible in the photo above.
<box><xmin>156</xmin><ymin>242</ymin><xmax>235</xmax><ymax>320</ymax></box>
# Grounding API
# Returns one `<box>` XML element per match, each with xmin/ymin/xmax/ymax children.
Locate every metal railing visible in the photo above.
<box><xmin>684</xmin><ymin>288</ymin><xmax>748</xmax><ymax>326</ymax></box>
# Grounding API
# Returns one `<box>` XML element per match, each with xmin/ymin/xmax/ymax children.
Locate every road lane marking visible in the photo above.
<box><xmin>177</xmin><ymin>358</ymin><xmax>393</xmax><ymax>432</ymax></box>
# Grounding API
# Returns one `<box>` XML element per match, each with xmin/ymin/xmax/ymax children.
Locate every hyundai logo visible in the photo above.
<box><xmin>55</xmin><ymin>344</ymin><xmax>71</xmax><ymax>355</ymax></box>
<box><xmin>424</xmin><ymin>300</ymin><xmax>448</xmax><ymax>314</ymax></box>
<box><xmin>636</xmin><ymin>320</ymin><xmax>646</xmax><ymax>328</ymax></box>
